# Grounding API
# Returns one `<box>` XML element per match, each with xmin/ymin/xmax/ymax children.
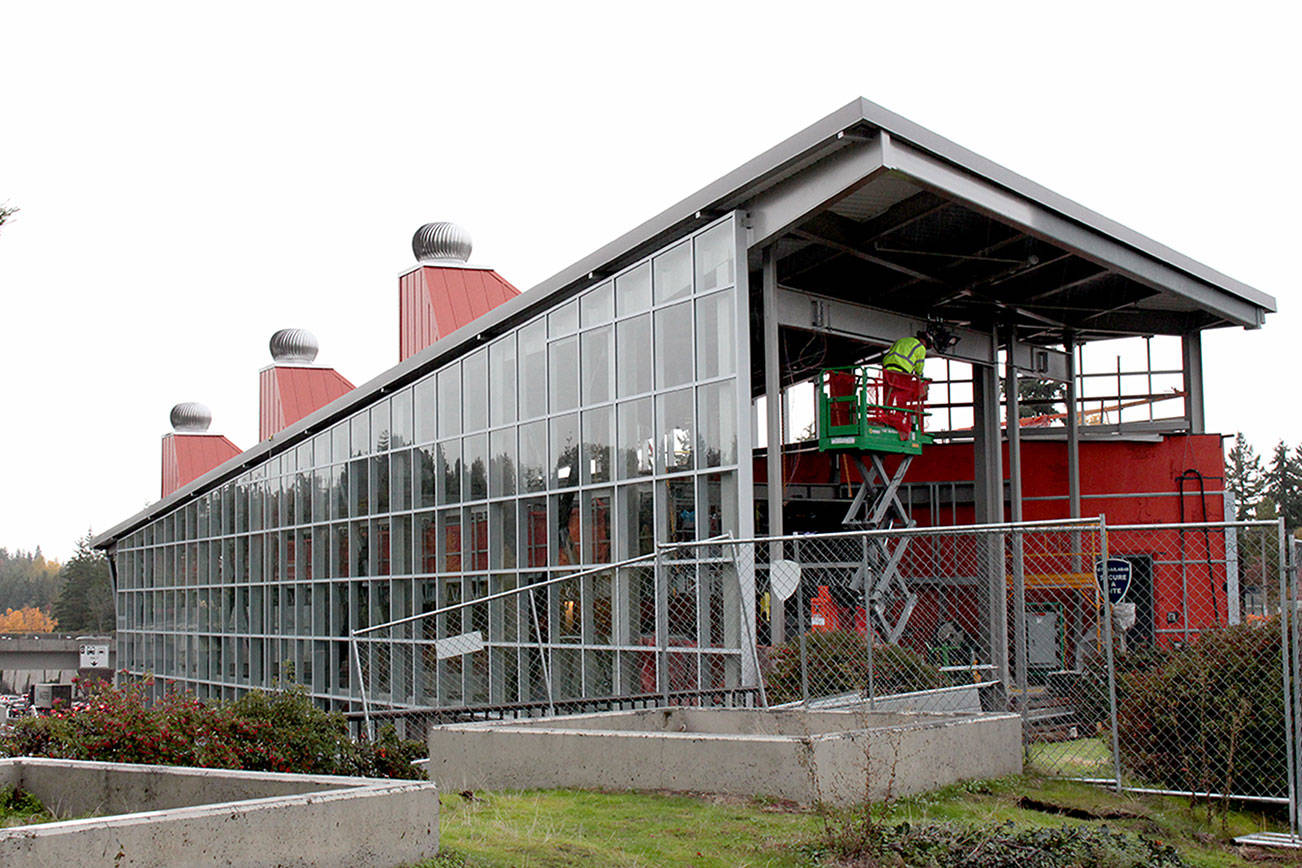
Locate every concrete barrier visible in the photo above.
<box><xmin>428</xmin><ymin>707</ymin><xmax>1021</xmax><ymax>806</ymax></box>
<box><xmin>0</xmin><ymin>758</ymin><xmax>438</xmax><ymax>866</ymax></box>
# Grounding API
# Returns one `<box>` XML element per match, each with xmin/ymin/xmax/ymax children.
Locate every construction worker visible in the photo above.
<box><xmin>882</xmin><ymin>330</ymin><xmax>933</xmax><ymax>377</ymax></box>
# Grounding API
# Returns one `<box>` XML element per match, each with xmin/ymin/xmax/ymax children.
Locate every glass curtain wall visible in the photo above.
<box><xmin>113</xmin><ymin>214</ymin><xmax>745</xmax><ymax>710</ymax></box>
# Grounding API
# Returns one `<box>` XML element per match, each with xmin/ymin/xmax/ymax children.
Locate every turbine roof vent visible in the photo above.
<box><xmin>169</xmin><ymin>402</ymin><xmax>212</xmax><ymax>433</ymax></box>
<box><xmin>412</xmin><ymin>221</ymin><xmax>472</xmax><ymax>265</ymax></box>
<box><xmin>269</xmin><ymin>328</ymin><xmax>320</xmax><ymax>364</ymax></box>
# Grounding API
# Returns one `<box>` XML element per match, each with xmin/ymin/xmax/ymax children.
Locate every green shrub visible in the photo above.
<box><xmin>805</xmin><ymin>817</ymin><xmax>1186</xmax><ymax>867</ymax></box>
<box><xmin>1113</xmin><ymin>621</ymin><xmax>1285</xmax><ymax>799</ymax></box>
<box><xmin>1</xmin><ymin>681</ymin><xmax>425</xmax><ymax>779</ymax></box>
<box><xmin>764</xmin><ymin>630</ymin><xmax>942</xmax><ymax>705</ymax></box>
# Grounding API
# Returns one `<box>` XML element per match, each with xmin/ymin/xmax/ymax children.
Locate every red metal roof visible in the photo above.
<box><xmin>399</xmin><ymin>266</ymin><xmax>520</xmax><ymax>361</ymax></box>
<box><xmin>162</xmin><ymin>433</ymin><xmax>242</xmax><ymax>498</ymax></box>
<box><xmin>260</xmin><ymin>366</ymin><xmax>355</xmax><ymax>441</ymax></box>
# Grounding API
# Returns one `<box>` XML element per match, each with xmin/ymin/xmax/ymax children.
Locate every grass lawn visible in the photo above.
<box><xmin>421</xmin><ymin>776</ymin><xmax>1297</xmax><ymax>867</ymax></box>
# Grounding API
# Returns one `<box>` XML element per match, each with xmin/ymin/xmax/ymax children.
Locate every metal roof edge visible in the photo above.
<box><xmin>852</xmin><ymin>97</ymin><xmax>1277</xmax><ymax>314</ymax></box>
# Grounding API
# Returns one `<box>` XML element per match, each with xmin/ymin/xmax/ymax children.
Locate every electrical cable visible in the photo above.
<box><xmin>1177</xmin><ymin>468</ymin><xmax>1220</xmax><ymax>622</ymax></box>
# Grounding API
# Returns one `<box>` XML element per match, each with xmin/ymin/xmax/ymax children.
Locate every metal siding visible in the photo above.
<box><xmin>273</xmin><ymin>367</ymin><xmax>355</xmax><ymax>435</ymax></box>
<box><xmin>164</xmin><ymin>434</ymin><xmax>241</xmax><ymax>498</ymax></box>
<box><xmin>401</xmin><ymin>266</ymin><xmax>521</xmax><ymax>361</ymax></box>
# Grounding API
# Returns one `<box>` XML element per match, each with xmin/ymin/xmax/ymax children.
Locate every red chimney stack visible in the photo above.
<box><xmin>161</xmin><ymin>403</ymin><xmax>241</xmax><ymax>497</ymax></box>
<box><xmin>399</xmin><ymin>222</ymin><xmax>520</xmax><ymax>361</ymax></box>
<box><xmin>258</xmin><ymin>329</ymin><xmax>354</xmax><ymax>441</ymax></box>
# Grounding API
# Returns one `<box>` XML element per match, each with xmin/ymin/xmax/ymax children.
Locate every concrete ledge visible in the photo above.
<box><xmin>428</xmin><ymin>707</ymin><xmax>1021</xmax><ymax>806</ymax></box>
<box><xmin>0</xmin><ymin>758</ymin><xmax>438</xmax><ymax>867</ymax></box>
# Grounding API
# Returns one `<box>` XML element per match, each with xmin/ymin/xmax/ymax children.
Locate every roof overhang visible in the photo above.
<box><xmin>92</xmin><ymin>98</ymin><xmax>1276</xmax><ymax>550</ymax></box>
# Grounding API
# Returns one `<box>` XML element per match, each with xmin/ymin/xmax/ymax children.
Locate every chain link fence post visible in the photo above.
<box><xmin>1099</xmin><ymin>515</ymin><xmax>1122</xmax><ymax>792</ymax></box>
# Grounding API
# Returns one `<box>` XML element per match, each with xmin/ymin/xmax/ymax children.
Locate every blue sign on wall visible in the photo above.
<box><xmin>1095</xmin><ymin>557</ymin><xmax>1133</xmax><ymax>605</ymax></box>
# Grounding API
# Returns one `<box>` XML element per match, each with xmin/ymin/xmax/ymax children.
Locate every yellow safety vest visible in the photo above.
<box><xmin>883</xmin><ymin>336</ymin><xmax>926</xmax><ymax>376</ymax></box>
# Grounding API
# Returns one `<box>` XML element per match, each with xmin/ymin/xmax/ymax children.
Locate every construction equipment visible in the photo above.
<box><xmin>816</xmin><ymin>365</ymin><xmax>931</xmax><ymax>641</ymax></box>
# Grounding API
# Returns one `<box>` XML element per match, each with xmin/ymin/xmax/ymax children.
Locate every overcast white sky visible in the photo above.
<box><xmin>1</xmin><ymin>2</ymin><xmax>1298</xmax><ymax>560</ymax></box>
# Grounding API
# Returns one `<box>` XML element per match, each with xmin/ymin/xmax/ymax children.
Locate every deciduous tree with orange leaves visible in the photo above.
<box><xmin>0</xmin><ymin>606</ymin><xmax>58</xmax><ymax>633</ymax></box>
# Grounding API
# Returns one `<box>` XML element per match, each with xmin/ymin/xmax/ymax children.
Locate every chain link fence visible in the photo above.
<box><xmin>351</xmin><ymin>541</ymin><xmax>762</xmax><ymax>742</ymax></box>
<box><xmin>352</xmin><ymin>517</ymin><xmax>1297</xmax><ymax>813</ymax></box>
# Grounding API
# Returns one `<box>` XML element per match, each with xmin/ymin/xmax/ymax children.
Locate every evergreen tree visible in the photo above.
<box><xmin>1226</xmin><ymin>433</ymin><xmax>1266</xmax><ymax>517</ymax></box>
<box><xmin>1265</xmin><ymin>441</ymin><xmax>1302</xmax><ymax>532</ymax></box>
<box><xmin>52</xmin><ymin>534</ymin><xmax>115</xmax><ymax>634</ymax></box>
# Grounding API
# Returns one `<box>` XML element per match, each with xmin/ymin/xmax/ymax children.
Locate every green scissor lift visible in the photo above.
<box><xmin>814</xmin><ymin>365</ymin><xmax>931</xmax><ymax>642</ymax></box>
<box><xmin>817</xmin><ymin>365</ymin><xmax>932</xmax><ymax>455</ymax></box>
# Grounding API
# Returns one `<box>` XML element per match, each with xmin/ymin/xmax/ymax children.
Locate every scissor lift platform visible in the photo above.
<box><xmin>815</xmin><ymin>365</ymin><xmax>932</xmax><ymax>642</ymax></box>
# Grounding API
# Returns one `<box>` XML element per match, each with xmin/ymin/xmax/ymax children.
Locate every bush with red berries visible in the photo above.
<box><xmin>1</xmin><ymin>681</ymin><xmax>425</xmax><ymax>779</ymax></box>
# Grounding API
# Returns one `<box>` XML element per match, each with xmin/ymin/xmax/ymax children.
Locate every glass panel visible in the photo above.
<box><xmin>391</xmin><ymin>515</ymin><xmax>411</xmax><ymax>576</ymax></box>
<box><xmin>331</xmin><ymin>424</ymin><xmax>349</xmax><ymax>462</ymax></box>
<box><xmin>372</xmin><ymin>518</ymin><xmax>391</xmax><ymax>576</ymax></box>
<box><xmin>617</xmin><ymin>398</ymin><xmax>654</xmax><ymax>479</ymax></box>
<box><xmin>619</xmin><ymin>483</ymin><xmax>655</xmax><ymax>559</ymax></box>
<box><xmin>350</xmin><ymin>413</ymin><xmax>370</xmax><ymax>457</ymax></box>
<box><xmin>313</xmin><ymin>432</ymin><xmax>331</xmax><ymax>466</ymax></box>
<box><xmin>489</xmin><ymin>427</ymin><xmax>516</xmax><ymax>497</ymax></box>
<box><xmin>415</xmin><ymin>511</ymin><xmax>437</xmax><ymax>574</ymax></box>
<box><xmin>655</xmin><ymin>302</ymin><xmax>693</xmax><ymax>389</ymax></box>
<box><xmin>615</xmin><ymin>314</ymin><xmax>651</xmax><ymax>397</ymax></box>
<box><xmin>348</xmin><ymin>459</ymin><xmax>369</xmax><ymax>516</ymax></box>
<box><xmin>550</xmin><ymin>413</ymin><xmax>579</xmax><ymax>489</ymax></box>
<box><xmin>391</xmin><ymin>449</ymin><xmax>412</xmax><ymax>511</ymax></box>
<box><xmin>580</xmin><ymin>280</ymin><xmax>613</xmax><ymax>327</ymax></box>
<box><xmin>694</xmin><ymin>220</ymin><xmax>735</xmax><ymax>293</ymax></box>
<box><xmin>488</xmin><ymin>335</ymin><xmax>517</xmax><ymax>427</ymax></box>
<box><xmin>580</xmin><ymin>326</ymin><xmax>613</xmax><ymax>405</ymax></box>
<box><xmin>414</xmin><ymin>375</ymin><xmax>437</xmax><ymax>444</ymax></box>
<box><xmin>462</xmin><ymin>347</ymin><xmax>488</xmax><ymax>433</ymax></box>
<box><xmin>652</xmin><ymin>240</ymin><xmax>692</xmax><ymax>304</ymax></box>
<box><xmin>391</xmin><ymin>387</ymin><xmax>414</xmax><ymax>448</ymax></box>
<box><xmin>615</xmin><ymin>262</ymin><xmax>651</xmax><ymax>316</ymax></box>
<box><xmin>464</xmin><ymin>505</ymin><xmax>488</xmax><ymax>571</ymax></box>
<box><xmin>371</xmin><ymin>400</ymin><xmax>391</xmax><ymax>452</ymax></box>
<box><xmin>332</xmin><ymin>524</ymin><xmax>349</xmax><ymax>578</ymax></box>
<box><xmin>582</xmin><ymin>489</ymin><xmax>612</xmax><ymax>564</ymax></box>
<box><xmin>695</xmin><ymin>289</ymin><xmax>735</xmax><ymax>380</ymax></box>
<box><xmin>662</xmin><ymin>477</ymin><xmax>695</xmax><ymax>543</ymax></box>
<box><xmin>437</xmin><ymin>440</ymin><xmax>461</xmax><ymax>504</ymax></box>
<box><xmin>518</xmin><ymin>419</ymin><xmax>547</xmax><ymax>493</ymax></box>
<box><xmin>463</xmin><ymin>432</ymin><xmax>488</xmax><ymax>501</ymax></box>
<box><xmin>548</xmin><ymin>300</ymin><xmax>578</xmax><ymax>337</ymax></box>
<box><xmin>369</xmin><ymin>454</ymin><xmax>389</xmax><ymax>514</ymax></box>
<box><xmin>548</xmin><ymin>335</ymin><xmax>578</xmax><ymax>413</ymax></box>
<box><xmin>416</xmin><ymin>445</ymin><xmax>436</xmax><ymax>508</ymax></box>
<box><xmin>518</xmin><ymin>498</ymin><xmax>548</xmax><ymax>569</ymax></box>
<box><xmin>518</xmin><ymin>320</ymin><xmax>547</xmax><ymax>420</ymax></box>
<box><xmin>327</xmin><ymin>465</ymin><xmax>345</xmax><ymax>521</ymax></box>
<box><xmin>697</xmin><ymin>380</ymin><xmax>737</xmax><ymax>468</ymax></box>
<box><xmin>438</xmin><ymin>509</ymin><xmax>461</xmax><ymax>573</ymax></box>
<box><xmin>697</xmin><ymin>472</ymin><xmax>738</xmax><ymax>539</ymax></box>
<box><xmin>581</xmin><ymin>406</ymin><xmax>613</xmax><ymax>485</ymax></box>
<box><xmin>437</xmin><ymin>364</ymin><xmax>462</xmax><ymax>438</ymax></box>
<box><xmin>490</xmin><ymin>502</ymin><xmax>517</xmax><ymax>569</ymax></box>
<box><xmin>552</xmin><ymin>492</ymin><xmax>580</xmax><ymax>566</ymax></box>
<box><xmin>657</xmin><ymin>388</ymin><xmax>694</xmax><ymax>473</ymax></box>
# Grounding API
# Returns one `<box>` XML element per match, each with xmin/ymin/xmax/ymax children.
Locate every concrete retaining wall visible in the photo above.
<box><xmin>428</xmin><ymin>707</ymin><xmax>1021</xmax><ymax>806</ymax></box>
<box><xmin>0</xmin><ymin>758</ymin><xmax>438</xmax><ymax>866</ymax></box>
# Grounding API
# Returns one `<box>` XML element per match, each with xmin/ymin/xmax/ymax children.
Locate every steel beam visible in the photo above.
<box><xmin>880</xmin><ymin>136</ymin><xmax>1269</xmax><ymax>329</ymax></box>
<box><xmin>773</xmin><ymin>286</ymin><xmax>995</xmax><ymax>367</ymax></box>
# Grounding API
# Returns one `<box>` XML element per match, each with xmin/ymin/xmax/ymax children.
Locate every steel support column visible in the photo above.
<box><xmin>1005</xmin><ymin>327</ymin><xmax>1028</xmax><ymax>713</ymax></box>
<box><xmin>762</xmin><ymin>246</ymin><xmax>785</xmax><ymax>645</ymax></box>
<box><xmin>972</xmin><ymin>329</ymin><xmax>1008</xmax><ymax>686</ymax></box>
<box><xmin>1182</xmin><ymin>331</ymin><xmax>1205</xmax><ymax>434</ymax></box>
